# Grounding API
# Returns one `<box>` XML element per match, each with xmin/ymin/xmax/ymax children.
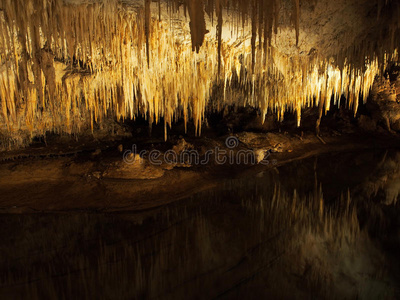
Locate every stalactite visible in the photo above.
<box><xmin>145</xmin><ymin>0</ymin><xmax>151</xmax><ymax>67</ymax></box>
<box><xmin>0</xmin><ymin>0</ymin><xmax>398</xmax><ymax>146</ymax></box>
<box><xmin>217</xmin><ymin>0</ymin><xmax>223</xmax><ymax>76</ymax></box>
<box><xmin>293</xmin><ymin>0</ymin><xmax>300</xmax><ymax>46</ymax></box>
<box><xmin>187</xmin><ymin>0</ymin><xmax>207</xmax><ymax>53</ymax></box>
<box><xmin>251</xmin><ymin>0</ymin><xmax>257</xmax><ymax>74</ymax></box>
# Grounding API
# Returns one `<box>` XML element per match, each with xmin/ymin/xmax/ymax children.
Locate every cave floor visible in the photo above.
<box><xmin>1</xmin><ymin>129</ymin><xmax>399</xmax><ymax>213</ymax></box>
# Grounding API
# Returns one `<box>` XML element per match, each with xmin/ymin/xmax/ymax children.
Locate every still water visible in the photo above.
<box><xmin>0</xmin><ymin>150</ymin><xmax>399</xmax><ymax>299</ymax></box>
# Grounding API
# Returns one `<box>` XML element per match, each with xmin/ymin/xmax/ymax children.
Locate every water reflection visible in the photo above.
<box><xmin>0</xmin><ymin>150</ymin><xmax>399</xmax><ymax>299</ymax></box>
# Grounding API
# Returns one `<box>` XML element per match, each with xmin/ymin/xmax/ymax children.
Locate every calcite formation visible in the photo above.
<box><xmin>0</xmin><ymin>0</ymin><xmax>399</xmax><ymax>146</ymax></box>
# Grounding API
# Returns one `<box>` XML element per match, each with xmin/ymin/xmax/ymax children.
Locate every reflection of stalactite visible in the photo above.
<box><xmin>239</xmin><ymin>179</ymin><xmax>359</xmax><ymax>243</ymax></box>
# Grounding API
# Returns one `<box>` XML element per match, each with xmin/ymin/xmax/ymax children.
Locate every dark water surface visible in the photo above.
<box><xmin>0</xmin><ymin>150</ymin><xmax>399</xmax><ymax>299</ymax></box>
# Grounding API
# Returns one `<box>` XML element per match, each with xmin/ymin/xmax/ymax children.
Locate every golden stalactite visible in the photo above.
<box><xmin>293</xmin><ymin>0</ymin><xmax>300</xmax><ymax>46</ymax></box>
<box><xmin>0</xmin><ymin>0</ymin><xmax>397</xmax><ymax>144</ymax></box>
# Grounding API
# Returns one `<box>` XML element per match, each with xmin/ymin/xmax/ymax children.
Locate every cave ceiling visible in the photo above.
<box><xmin>0</xmin><ymin>0</ymin><xmax>399</xmax><ymax>143</ymax></box>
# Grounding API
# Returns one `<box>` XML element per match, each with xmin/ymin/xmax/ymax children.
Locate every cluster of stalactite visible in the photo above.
<box><xmin>0</xmin><ymin>0</ymin><xmax>398</xmax><ymax>143</ymax></box>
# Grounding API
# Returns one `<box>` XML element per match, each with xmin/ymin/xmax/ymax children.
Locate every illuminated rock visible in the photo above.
<box><xmin>0</xmin><ymin>0</ymin><xmax>399</xmax><ymax>146</ymax></box>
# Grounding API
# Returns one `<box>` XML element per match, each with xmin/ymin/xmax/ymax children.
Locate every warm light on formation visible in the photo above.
<box><xmin>1</xmin><ymin>2</ymin><xmax>400</xmax><ymax>298</ymax></box>
<box><xmin>0</xmin><ymin>0</ymin><xmax>397</xmax><ymax>143</ymax></box>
